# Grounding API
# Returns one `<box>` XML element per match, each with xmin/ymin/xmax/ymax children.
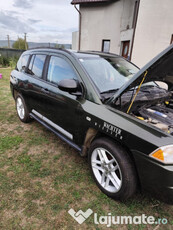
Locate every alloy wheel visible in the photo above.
<box><xmin>16</xmin><ymin>97</ymin><xmax>25</xmax><ymax>120</ymax></box>
<box><xmin>91</xmin><ymin>147</ymin><xmax>122</xmax><ymax>193</ymax></box>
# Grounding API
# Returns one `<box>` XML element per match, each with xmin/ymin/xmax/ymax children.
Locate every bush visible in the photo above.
<box><xmin>9</xmin><ymin>56</ymin><xmax>19</xmax><ymax>68</ymax></box>
<box><xmin>0</xmin><ymin>56</ymin><xmax>19</xmax><ymax>68</ymax></box>
<box><xmin>0</xmin><ymin>56</ymin><xmax>9</xmax><ymax>67</ymax></box>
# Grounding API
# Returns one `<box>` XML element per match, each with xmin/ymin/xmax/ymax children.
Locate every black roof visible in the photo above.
<box><xmin>24</xmin><ymin>47</ymin><xmax>119</xmax><ymax>59</ymax></box>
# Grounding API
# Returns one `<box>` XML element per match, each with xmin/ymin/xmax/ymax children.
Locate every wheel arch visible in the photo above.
<box><xmin>82</xmin><ymin>127</ymin><xmax>134</xmax><ymax>159</ymax></box>
<box><xmin>13</xmin><ymin>89</ymin><xmax>28</xmax><ymax>107</ymax></box>
<box><xmin>81</xmin><ymin>128</ymin><xmax>141</xmax><ymax>188</ymax></box>
<box><xmin>13</xmin><ymin>88</ymin><xmax>18</xmax><ymax>99</ymax></box>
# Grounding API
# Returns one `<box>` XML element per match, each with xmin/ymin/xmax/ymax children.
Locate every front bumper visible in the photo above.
<box><xmin>132</xmin><ymin>150</ymin><xmax>173</xmax><ymax>204</ymax></box>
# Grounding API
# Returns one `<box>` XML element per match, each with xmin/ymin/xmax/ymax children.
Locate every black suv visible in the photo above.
<box><xmin>10</xmin><ymin>46</ymin><xmax>173</xmax><ymax>203</ymax></box>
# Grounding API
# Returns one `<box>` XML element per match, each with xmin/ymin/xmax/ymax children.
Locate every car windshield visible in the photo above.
<box><xmin>79</xmin><ymin>56</ymin><xmax>139</xmax><ymax>93</ymax></box>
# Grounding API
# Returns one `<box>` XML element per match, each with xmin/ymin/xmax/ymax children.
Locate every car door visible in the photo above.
<box><xmin>25</xmin><ymin>53</ymin><xmax>48</xmax><ymax>116</ymax></box>
<box><xmin>33</xmin><ymin>54</ymin><xmax>85</xmax><ymax>144</ymax></box>
<box><xmin>13</xmin><ymin>54</ymin><xmax>31</xmax><ymax>106</ymax></box>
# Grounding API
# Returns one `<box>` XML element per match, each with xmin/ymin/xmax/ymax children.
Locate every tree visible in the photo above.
<box><xmin>60</xmin><ymin>44</ymin><xmax>65</xmax><ymax>49</ymax></box>
<box><xmin>12</xmin><ymin>38</ymin><xmax>28</xmax><ymax>50</ymax></box>
<box><xmin>55</xmin><ymin>44</ymin><xmax>65</xmax><ymax>49</ymax></box>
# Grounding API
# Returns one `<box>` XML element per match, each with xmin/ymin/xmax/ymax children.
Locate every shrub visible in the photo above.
<box><xmin>9</xmin><ymin>56</ymin><xmax>19</xmax><ymax>68</ymax></box>
<box><xmin>0</xmin><ymin>56</ymin><xmax>9</xmax><ymax>67</ymax></box>
<box><xmin>0</xmin><ymin>56</ymin><xmax>19</xmax><ymax>68</ymax></box>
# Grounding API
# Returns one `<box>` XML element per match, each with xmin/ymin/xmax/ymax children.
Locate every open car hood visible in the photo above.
<box><xmin>107</xmin><ymin>43</ymin><xmax>173</xmax><ymax>104</ymax></box>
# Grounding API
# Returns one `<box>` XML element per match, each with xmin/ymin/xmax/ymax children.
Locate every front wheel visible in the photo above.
<box><xmin>88</xmin><ymin>137</ymin><xmax>137</xmax><ymax>201</ymax></box>
<box><xmin>15</xmin><ymin>94</ymin><xmax>31</xmax><ymax>123</ymax></box>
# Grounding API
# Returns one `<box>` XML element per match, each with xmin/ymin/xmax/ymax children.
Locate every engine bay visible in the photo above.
<box><xmin>114</xmin><ymin>84</ymin><xmax>173</xmax><ymax>135</ymax></box>
<box><xmin>136</xmin><ymin>104</ymin><xmax>173</xmax><ymax>135</ymax></box>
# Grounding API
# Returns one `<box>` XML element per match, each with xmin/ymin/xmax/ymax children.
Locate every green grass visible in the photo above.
<box><xmin>0</xmin><ymin>68</ymin><xmax>173</xmax><ymax>229</ymax></box>
<box><xmin>0</xmin><ymin>136</ymin><xmax>23</xmax><ymax>154</ymax></box>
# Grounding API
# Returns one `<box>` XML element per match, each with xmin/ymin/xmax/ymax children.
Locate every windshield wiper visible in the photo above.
<box><xmin>100</xmin><ymin>89</ymin><xmax>119</xmax><ymax>94</ymax></box>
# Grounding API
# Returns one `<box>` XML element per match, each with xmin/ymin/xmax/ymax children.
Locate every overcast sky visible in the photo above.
<box><xmin>0</xmin><ymin>0</ymin><xmax>78</xmax><ymax>44</ymax></box>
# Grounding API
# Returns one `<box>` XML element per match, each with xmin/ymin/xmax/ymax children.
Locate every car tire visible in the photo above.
<box><xmin>15</xmin><ymin>94</ymin><xmax>31</xmax><ymax>123</ymax></box>
<box><xmin>88</xmin><ymin>137</ymin><xmax>137</xmax><ymax>201</ymax></box>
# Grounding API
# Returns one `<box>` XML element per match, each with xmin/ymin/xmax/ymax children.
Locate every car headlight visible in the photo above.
<box><xmin>150</xmin><ymin>145</ymin><xmax>173</xmax><ymax>164</ymax></box>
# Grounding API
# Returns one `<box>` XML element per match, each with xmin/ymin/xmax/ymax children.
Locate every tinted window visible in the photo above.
<box><xmin>27</xmin><ymin>55</ymin><xmax>35</xmax><ymax>75</ymax></box>
<box><xmin>16</xmin><ymin>54</ymin><xmax>29</xmax><ymax>72</ymax></box>
<box><xmin>80</xmin><ymin>57</ymin><xmax>138</xmax><ymax>92</ymax></box>
<box><xmin>32</xmin><ymin>55</ymin><xmax>46</xmax><ymax>78</ymax></box>
<box><xmin>47</xmin><ymin>56</ymin><xmax>77</xmax><ymax>84</ymax></box>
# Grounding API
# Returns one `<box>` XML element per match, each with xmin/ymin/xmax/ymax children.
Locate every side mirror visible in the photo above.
<box><xmin>58</xmin><ymin>79</ymin><xmax>82</xmax><ymax>96</ymax></box>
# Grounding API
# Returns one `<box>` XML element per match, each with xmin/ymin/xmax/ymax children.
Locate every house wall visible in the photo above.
<box><xmin>120</xmin><ymin>0</ymin><xmax>136</xmax><ymax>30</ymax></box>
<box><xmin>80</xmin><ymin>1</ymin><xmax>123</xmax><ymax>53</ymax></box>
<box><xmin>132</xmin><ymin>0</ymin><xmax>173</xmax><ymax>67</ymax></box>
<box><xmin>79</xmin><ymin>0</ymin><xmax>136</xmax><ymax>55</ymax></box>
<box><xmin>72</xmin><ymin>31</ymin><xmax>79</xmax><ymax>50</ymax></box>
<box><xmin>119</xmin><ymin>0</ymin><xmax>137</xmax><ymax>56</ymax></box>
<box><xmin>74</xmin><ymin>0</ymin><xmax>173</xmax><ymax>68</ymax></box>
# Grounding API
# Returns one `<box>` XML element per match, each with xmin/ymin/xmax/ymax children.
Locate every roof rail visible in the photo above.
<box><xmin>78</xmin><ymin>50</ymin><xmax>119</xmax><ymax>56</ymax></box>
<box><xmin>27</xmin><ymin>47</ymin><xmax>73</xmax><ymax>55</ymax></box>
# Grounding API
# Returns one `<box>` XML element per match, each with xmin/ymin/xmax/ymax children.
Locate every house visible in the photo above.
<box><xmin>71</xmin><ymin>0</ymin><xmax>173</xmax><ymax>67</ymax></box>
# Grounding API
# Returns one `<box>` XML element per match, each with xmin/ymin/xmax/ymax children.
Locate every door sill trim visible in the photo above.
<box><xmin>30</xmin><ymin>112</ymin><xmax>81</xmax><ymax>152</ymax></box>
<box><xmin>32</xmin><ymin>109</ymin><xmax>73</xmax><ymax>140</ymax></box>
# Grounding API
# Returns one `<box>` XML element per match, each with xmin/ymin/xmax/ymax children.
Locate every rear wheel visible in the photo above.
<box><xmin>16</xmin><ymin>94</ymin><xmax>31</xmax><ymax>123</ymax></box>
<box><xmin>88</xmin><ymin>137</ymin><xmax>137</xmax><ymax>200</ymax></box>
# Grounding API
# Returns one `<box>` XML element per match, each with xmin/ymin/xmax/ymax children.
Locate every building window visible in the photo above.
<box><xmin>170</xmin><ymin>34</ymin><xmax>173</xmax><ymax>44</ymax></box>
<box><xmin>121</xmin><ymin>41</ymin><xmax>130</xmax><ymax>59</ymax></box>
<box><xmin>102</xmin><ymin>40</ymin><xmax>110</xmax><ymax>52</ymax></box>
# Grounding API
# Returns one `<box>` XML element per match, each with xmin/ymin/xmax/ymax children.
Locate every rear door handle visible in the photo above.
<box><xmin>41</xmin><ymin>88</ymin><xmax>49</xmax><ymax>94</ymax></box>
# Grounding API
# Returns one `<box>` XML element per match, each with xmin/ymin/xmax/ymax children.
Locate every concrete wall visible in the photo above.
<box><xmin>80</xmin><ymin>1</ymin><xmax>124</xmax><ymax>53</ymax></box>
<box><xmin>132</xmin><ymin>0</ymin><xmax>173</xmax><ymax>67</ymax></box>
<box><xmin>121</xmin><ymin>0</ymin><xmax>136</xmax><ymax>30</ymax></box>
<box><xmin>79</xmin><ymin>0</ymin><xmax>136</xmax><ymax>55</ymax></box>
<box><xmin>75</xmin><ymin>0</ymin><xmax>173</xmax><ymax>67</ymax></box>
<box><xmin>119</xmin><ymin>0</ymin><xmax>136</xmax><ymax>56</ymax></box>
<box><xmin>72</xmin><ymin>31</ymin><xmax>79</xmax><ymax>50</ymax></box>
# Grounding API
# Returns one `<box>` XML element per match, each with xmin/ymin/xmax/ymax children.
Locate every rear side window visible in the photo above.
<box><xmin>47</xmin><ymin>56</ymin><xmax>77</xmax><ymax>84</ymax></box>
<box><xmin>16</xmin><ymin>54</ymin><xmax>29</xmax><ymax>72</ymax></box>
<box><xmin>27</xmin><ymin>55</ymin><xmax>35</xmax><ymax>75</ymax></box>
<box><xmin>30</xmin><ymin>55</ymin><xmax>46</xmax><ymax>78</ymax></box>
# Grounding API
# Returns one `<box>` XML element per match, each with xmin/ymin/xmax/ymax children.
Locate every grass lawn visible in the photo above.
<box><xmin>0</xmin><ymin>68</ymin><xmax>173</xmax><ymax>230</ymax></box>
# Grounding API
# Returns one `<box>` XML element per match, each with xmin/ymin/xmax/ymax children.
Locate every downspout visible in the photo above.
<box><xmin>129</xmin><ymin>0</ymin><xmax>140</xmax><ymax>60</ymax></box>
<box><xmin>74</xmin><ymin>4</ymin><xmax>82</xmax><ymax>51</ymax></box>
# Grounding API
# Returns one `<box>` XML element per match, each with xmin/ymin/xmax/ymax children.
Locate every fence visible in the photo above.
<box><xmin>0</xmin><ymin>48</ymin><xmax>25</xmax><ymax>58</ymax></box>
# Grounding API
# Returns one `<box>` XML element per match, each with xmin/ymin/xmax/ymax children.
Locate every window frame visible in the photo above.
<box><xmin>44</xmin><ymin>54</ymin><xmax>87</xmax><ymax>98</ymax></box>
<box><xmin>26</xmin><ymin>54</ymin><xmax>35</xmax><ymax>75</ymax></box>
<box><xmin>17</xmin><ymin>54</ymin><xmax>30</xmax><ymax>72</ymax></box>
<box><xmin>45</xmin><ymin>54</ymin><xmax>81</xmax><ymax>86</ymax></box>
<box><xmin>170</xmin><ymin>34</ymin><xmax>173</xmax><ymax>44</ymax></box>
<box><xmin>26</xmin><ymin>53</ymin><xmax>47</xmax><ymax>80</ymax></box>
<box><xmin>102</xmin><ymin>40</ymin><xmax>111</xmax><ymax>53</ymax></box>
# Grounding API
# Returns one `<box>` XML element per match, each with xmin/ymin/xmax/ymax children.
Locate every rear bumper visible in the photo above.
<box><xmin>132</xmin><ymin>150</ymin><xmax>173</xmax><ymax>204</ymax></box>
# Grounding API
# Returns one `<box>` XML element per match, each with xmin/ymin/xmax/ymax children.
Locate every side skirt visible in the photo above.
<box><xmin>29</xmin><ymin>112</ymin><xmax>82</xmax><ymax>152</ymax></box>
